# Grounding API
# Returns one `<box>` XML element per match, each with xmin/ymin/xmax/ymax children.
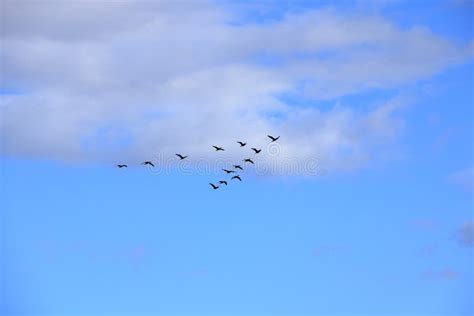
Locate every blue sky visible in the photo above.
<box><xmin>1</xmin><ymin>1</ymin><xmax>473</xmax><ymax>315</ymax></box>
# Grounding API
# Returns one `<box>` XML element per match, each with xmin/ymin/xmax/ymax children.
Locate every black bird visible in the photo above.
<box><xmin>231</xmin><ymin>175</ymin><xmax>242</xmax><ymax>181</ymax></box>
<box><xmin>223</xmin><ymin>169</ymin><xmax>235</xmax><ymax>174</ymax></box>
<box><xmin>267</xmin><ymin>135</ymin><xmax>280</xmax><ymax>142</ymax></box>
<box><xmin>237</xmin><ymin>141</ymin><xmax>247</xmax><ymax>147</ymax></box>
<box><xmin>176</xmin><ymin>154</ymin><xmax>188</xmax><ymax>160</ymax></box>
<box><xmin>243</xmin><ymin>158</ymin><xmax>254</xmax><ymax>164</ymax></box>
<box><xmin>251</xmin><ymin>148</ymin><xmax>262</xmax><ymax>154</ymax></box>
<box><xmin>117</xmin><ymin>164</ymin><xmax>127</xmax><ymax>168</ymax></box>
<box><xmin>209</xmin><ymin>183</ymin><xmax>219</xmax><ymax>190</ymax></box>
<box><xmin>142</xmin><ymin>161</ymin><xmax>155</xmax><ymax>167</ymax></box>
<box><xmin>213</xmin><ymin>145</ymin><xmax>225</xmax><ymax>151</ymax></box>
<box><xmin>219</xmin><ymin>180</ymin><xmax>228</xmax><ymax>186</ymax></box>
<box><xmin>233</xmin><ymin>165</ymin><xmax>243</xmax><ymax>170</ymax></box>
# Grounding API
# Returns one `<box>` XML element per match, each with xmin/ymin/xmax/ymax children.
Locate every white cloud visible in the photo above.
<box><xmin>1</xmin><ymin>1</ymin><xmax>472</xmax><ymax>174</ymax></box>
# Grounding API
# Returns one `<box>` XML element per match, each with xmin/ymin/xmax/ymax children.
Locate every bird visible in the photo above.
<box><xmin>243</xmin><ymin>158</ymin><xmax>254</xmax><ymax>164</ymax></box>
<box><xmin>219</xmin><ymin>180</ymin><xmax>228</xmax><ymax>186</ymax></box>
<box><xmin>237</xmin><ymin>141</ymin><xmax>247</xmax><ymax>147</ymax></box>
<box><xmin>223</xmin><ymin>169</ymin><xmax>235</xmax><ymax>174</ymax></box>
<box><xmin>142</xmin><ymin>161</ymin><xmax>155</xmax><ymax>167</ymax></box>
<box><xmin>176</xmin><ymin>154</ymin><xmax>188</xmax><ymax>160</ymax></box>
<box><xmin>231</xmin><ymin>175</ymin><xmax>242</xmax><ymax>181</ymax></box>
<box><xmin>209</xmin><ymin>183</ymin><xmax>219</xmax><ymax>190</ymax></box>
<box><xmin>213</xmin><ymin>145</ymin><xmax>225</xmax><ymax>151</ymax></box>
<box><xmin>117</xmin><ymin>164</ymin><xmax>127</xmax><ymax>168</ymax></box>
<box><xmin>233</xmin><ymin>165</ymin><xmax>243</xmax><ymax>170</ymax></box>
<box><xmin>267</xmin><ymin>135</ymin><xmax>280</xmax><ymax>142</ymax></box>
<box><xmin>251</xmin><ymin>148</ymin><xmax>262</xmax><ymax>154</ymax></box>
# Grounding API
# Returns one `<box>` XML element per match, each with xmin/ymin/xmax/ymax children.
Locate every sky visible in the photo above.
<box><xmin>0</xmin><ymin>0</ymin><xmax>473</xmax><ymax>315</ymax></box>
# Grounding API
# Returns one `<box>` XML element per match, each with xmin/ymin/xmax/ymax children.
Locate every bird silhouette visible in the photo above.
<box><xmin>117</xmin><ymin>164</ymin><xmax>127</xmax><ymax>168</ymax></box>
<box><xmin>213</xmin><ymin>146</ymin><xmax>225</xmax><ymax>151</ymax></box>
<box><xmin>237</xmin><ymin>141</ymin><xmax>247</xmax><ymax>147</ymax></box>
<box><xmin>251</xmin><ymin>148</ymin><xmax>262</xmax><ymax>154</ymax></box>
<box><xmin>219</xmin><ymin>180</ymin><xmax>228</xmax><ymax>186</ymax></box>
<box><xmin>142</xmin><ymin>161</ymin><xmax>155</xmax><ymax>167</ymax></box>
<box><xmin>223</xmin><ymin>169</ymin><xmax>235</xmax><ymax>174</ymax></box>
<box><xmin>231</xmin><ymin>175</ymin><xmax>242</xmax><ymax>181</ymax></box>
<box><xmin>176</xmin><ymin>154</ymin><xmax>188</xmax><ymax>160</ymax></box>
<box><xmin>267</xmin><ymin>135</ymin><xmax>280</xmax><ymax>142</ymax></box>
<box><xmin>233</xmin><ymin>165</ymin><xmax>243</xmax><ymax>170</ymax></box>
<box><xmin>243</xmin><ymin>158</ymin><xmax>254</xmax><ymax>164</ymax></box>
<box><xmin>209</xmin><ymin>183</ymin><xmax>219</xmax><ymax>190</ymax></box>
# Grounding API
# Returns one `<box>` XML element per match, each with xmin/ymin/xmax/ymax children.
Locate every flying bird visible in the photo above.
<box><xmin>243</xmin><ymin>158</ymin><xmax>254</xmax><ymax>164</ymax></box>
<box><xmin>233</xmin><ymin>165</ymin><xmax>243</xmax><ymax>170</ymax></box>
<box><xmin>142</xmin><ymin>161</ymin><xmax>155</xmax><ymax>167</ymax></box>
<box><xmin>237</xmin><ymin>141</ymin><xmax>247</xmax><ymax>147</ymax></box>
<box><xmin>209</xmin><ymin>183</ymin><xmax>219</xmax><ymax>190</ymax></box>
<box><xmin>251</xmin><ymin>148</ymin><xmax>262</xmax><ymax>154</ymax></box>
<box><xmin>176</xmin><ymin>154</ymin><xmax>188</xmax><ymax>160</ymax></box>
<box><xmin>213</xmin><ymin>146</ymin><xmax>225</xmax><ymax>151</ymax></box>
<box><xmin>223</xmin><ymin>169</ymin><xmax>235</xmax><ymax>174</ymax></box>
<box><xmin>117</xmin><ymin>164</ymin><xmax>127</xmax><ymax>168</ymax></box>
<box><xmin>219</xmin><ymin>180</ymin><xmax>228</xmax><ymax>186</ymax></box>
<box><xmin>231</xmin><ymin>175</ymin><xmax>242</xmax><ymax>181</ymax></box>
<box><xmin>267</xmin><ymin>135</ymin><xmax>280</xmax><ymax>142</ymax></box>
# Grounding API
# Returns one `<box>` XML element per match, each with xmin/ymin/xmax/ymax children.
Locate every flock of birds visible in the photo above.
<box><xmin>117</xmin><ymin>134</ymin><xmax>280</xmax><ymax>190</ymax></box>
